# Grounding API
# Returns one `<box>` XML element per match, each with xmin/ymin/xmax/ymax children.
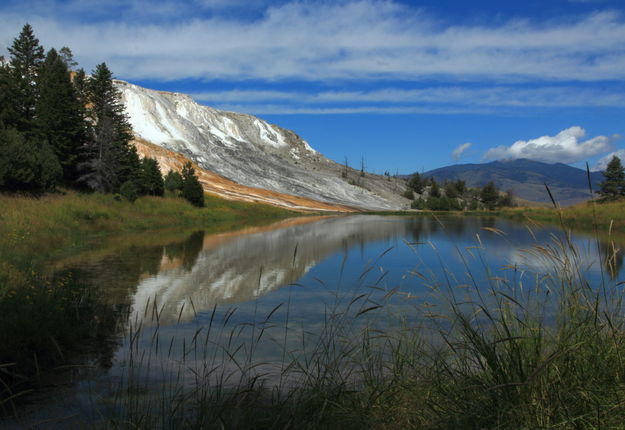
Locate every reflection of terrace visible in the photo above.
<box><xmin>130</xmin><ymin>215</ymin><xmax>418</xmax><ymax>325</ymax></box>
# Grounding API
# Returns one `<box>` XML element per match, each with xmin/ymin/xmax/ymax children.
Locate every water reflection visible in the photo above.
<box><xmin>129</xmin><ymin>216</ymin><xmax>424</xmax><ymax>324</ymax></box>
<box><xmin>6</xmin><ymin>215</ymin><xmax>625</xmax><ymax>428</ymax></box>
<box><xmin>87</xmin><ymin>215</ymin><xmax>624</xmax><ymax>326</ymax></box>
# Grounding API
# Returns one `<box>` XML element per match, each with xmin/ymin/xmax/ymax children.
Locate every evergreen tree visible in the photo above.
<box><xmin>164</xmin><ymin>170</ymin><xmax>183</xmax><ymax>194</ymax></box>
<box><xmin>80</xmin><ymin>63</ymin><xmax>139</xmax><ymax>192</ymax></box>
<box><xmin>59</xmin><ymin>47</ymin><xmax>78</xmax><ymax>71</ymax></box>
<box><xmin>407</xmin><ymin>173</ymin><xmax>424</xmax><ymax>193</ymax></box>
<box><xmin>181</xmin><ymin>162</ymin><xmax>204</xmax><ymax>207</ymax></box>
<box><xmin>139</xmin><ymin>157</ymin><xmax>164</xmax><ymax>196</ymax></box>
<box><xmin>36</xmin><ymin>48</ymin><xmax>86</xmax><ymax>185</ymax></box>
<box><xmin>120</xmin><ymin>180</ymin><xmax>138</xmax><ymax>202</ymax></box>
<box><xmin>0</xmin><ymin>58</ymin><xmax>18</xmax><ymax>129</ymax></box>
<box><xmin>444</xmin><ymin>180</ymin><xmax>458</xmax><ymax>199</ymax></box>
<box><xmin>429</xmin><ymin>178</ymin><xmax>441</xmax><ymax>198</ymax></box>
<box><xmin>8</xmin><ymin>23</ymin><xmax>45</xmax><ymax>132</ymax></box>
<box><xmin>1</xmin><ymin>25</ymin><xmax>61</xmax><ymax>193</ymax></box>
<box><xmin>73</xmin><ymin>68</ymin><xmax>89</xmax><ymax>110</ymax></box>
<box><xmin>0</xmin><ymin>128</ymin><xmax>61</xmax><ymax>193</ymax></box>
<box><xmin>598</xmin><ymin>156</ymin><xmax>625</xmax><ymax>201</ymax></box>
<box><xmin>455</xmin><ymin>179</ymin><xmax>467</xmax><ymax>196</ymax></box>
<box><xmin>480</xmin><ymin>181</ymin><xmax>499</xmax><ymax>210</ymax></box>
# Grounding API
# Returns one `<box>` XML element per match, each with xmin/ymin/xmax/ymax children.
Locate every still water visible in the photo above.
<box><xmin>6</xmin><ymin>214</ymin><xmax>625</xmax><ymax>427</ymax></box>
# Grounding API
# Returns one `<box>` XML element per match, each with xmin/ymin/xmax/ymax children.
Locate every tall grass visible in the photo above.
<box><xmin>496</xmin><ymin>198</ymin><xmax>625</xmax><ymax>234</ymax></box>
<box><xmin>23</xmin><ymin>221</ymin><xmax>619</xmax><ymax>429</ymax></box>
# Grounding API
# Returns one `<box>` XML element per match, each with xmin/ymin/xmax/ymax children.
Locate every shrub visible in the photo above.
<box><xmin>119</xmin><ymin>180</ymin><xmax>138</xmax><ymax>203</ymax></box>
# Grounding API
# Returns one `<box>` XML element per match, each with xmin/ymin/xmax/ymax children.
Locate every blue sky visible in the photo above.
<box><xmin>1</xmin><ymin>0</ymin><xmax>624</xmax><ymax>173</ymax></box>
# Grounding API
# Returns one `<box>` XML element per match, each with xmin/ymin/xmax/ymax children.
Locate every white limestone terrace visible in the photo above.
<box><xmin>116</xmin><ymin>80</ymin><xmax>407</xmax><ymax>211</ymax></box>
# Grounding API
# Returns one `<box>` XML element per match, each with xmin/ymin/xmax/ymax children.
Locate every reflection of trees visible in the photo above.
<box><xmin>63</xmin><ymin>230</ymin><xmax>209</xmax><ymax>367</ymax></box>
<box><xmin>164</xmin><ymin>230</ymin><xmax>205</xmax><ymax>271</ymax></box>
<box><xmin>480</xmin><ymin>217</ymin><xmax>496</xmax><ymax>230</ymax></box>
<box><xmin>408</xmin><ymin>216</ymin><xmax>472</xmax><ymax>242</ymax></box>
<box><xmin>598</xmin><ymin>240</ymin><xmax>624</xmax><ymax>280</ymax></box>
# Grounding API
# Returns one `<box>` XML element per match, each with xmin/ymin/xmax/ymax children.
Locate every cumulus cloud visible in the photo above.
<box><xmin>451</xmin><ymin>143</ymin><xmax>472</xmax><ymax>161</ymax></box>
<box><xmin>593</xmin><ymin>149</ymin><xmax>625</xmax><ymax>171</ymax></box>
<box><xmin>1</xmin><ymin>1</ymin><xmax>625</xmax><ymax>82</ymax></box>
<box><xmin>482</xmin><ymin>126</ymin><xmax>620</xmax><ymax>164</ymax></box>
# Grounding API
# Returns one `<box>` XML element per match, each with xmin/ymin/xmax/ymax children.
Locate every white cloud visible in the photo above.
<box><xmin>212</xmin><ymin>104</ymin><xmax>491</xmax><ymax>115</ymax></box>
<box><xmin>1</xmin><ymin>1</ymin><xmax>625</xmax><ymax>82</ymax></box>
<box><xmin>192</xmin><ymin>86</ymin><xmax>625</xmax><ymax>110</ymax></box>
<box><xmin>593</xmin><ymin>149</ymin><xmax>625</xmax><ymax>171</ymax></box>
<box><xmin>482</xmin><ymin>126</ymin><xmax>620</xmax><ymax>164</ymax></box>
<box><xmin>451</xmin><ymin>142</ymin><xmax>472</xmax><ymax>161</ymax></box>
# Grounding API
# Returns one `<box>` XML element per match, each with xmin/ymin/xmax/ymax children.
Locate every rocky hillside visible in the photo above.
<box><xmin>116</xmin><ymin>80</ymin><xmax>408</xmax><ymax>211</ymax></box>
<box><xmin>421</xmin><ymin>159</ymin><xmax>601</xmax><ymax>206</ymax></box>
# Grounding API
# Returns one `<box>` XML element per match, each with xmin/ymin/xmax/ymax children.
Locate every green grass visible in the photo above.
<box><xmin>490</xmin><ymin>199</ymin><xmax>625</xmax><ymax>242</ymax></box>
<box><xmin>0</xmin><ymin>190</ymin><xmax>296</xmax><ymax>272</ymax></box>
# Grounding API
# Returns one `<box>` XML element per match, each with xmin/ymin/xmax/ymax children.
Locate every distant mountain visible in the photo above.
<box><xmin>420</xmin><ymin>159</ymin><xmax>603</xmax><ymax>206</ymax></box>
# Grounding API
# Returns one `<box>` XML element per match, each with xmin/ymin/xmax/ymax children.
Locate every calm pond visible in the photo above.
<box><xmin>4</xmin><ymin>214</ymin><xmax>624</xmax><ymax>427</ymax></box>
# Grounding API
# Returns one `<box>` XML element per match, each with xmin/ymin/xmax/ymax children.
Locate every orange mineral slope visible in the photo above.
<box><xmin>132</xmin><ymin>138</ymin><xmax>358</xmax><ymax>213</ymax></box>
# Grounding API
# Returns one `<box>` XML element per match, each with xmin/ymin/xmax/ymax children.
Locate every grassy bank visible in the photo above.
<box><xmin>0</xmin><ymin>191</ymin><xmax>297</xmax><ymax>272</ymax></box>
<box><xmin>371</xmin><ymin>199</ymin><xmax>625</xmax><ymax>236</ymax></box>
<box><xmin>492</xmin><ymin>199</ymin><xmax>625</xmax><ymax>234</ymax></box>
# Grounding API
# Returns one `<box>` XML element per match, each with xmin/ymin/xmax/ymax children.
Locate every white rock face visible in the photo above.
<box><xmin>116</xmin><ymin>80</ymin><xmax>406</xmax><ymax>210</ymax></box>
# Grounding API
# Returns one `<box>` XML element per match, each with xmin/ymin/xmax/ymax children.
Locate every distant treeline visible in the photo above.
<box><xmin>0</xmin><ymin>24</ymin><xmax>204</xmax><ymax>207</ymax></box>
<box><xmin>402</xmin><ymin>173</ymin><xmax>514</xmax><ymax>211</ymax></box>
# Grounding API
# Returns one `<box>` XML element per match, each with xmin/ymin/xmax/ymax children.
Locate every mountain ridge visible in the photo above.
<box><xmin>421</xmin><ymin>159</ymin><xmax>602</xmax><ymax>206</ymax></box>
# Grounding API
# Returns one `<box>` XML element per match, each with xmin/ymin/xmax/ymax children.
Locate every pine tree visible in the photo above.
<box><xmin>0</xmin><ymin>128</ymin><xmax>61</xmax><ymax>193</ymax></box>
<box><xmin>8</xmin><ymin>23</ymin><xmax>45</xmax><ymax>132</ymax></box>
<box><xmin>36</xmin><ymin>48</ymin><xmax>86</xmax><ymax>185</ymax></box>
<box><xmin>480</xmin><ymin>181</ymin><xmax>499</xmax><ymax>210</ymax></box>
<box><xmin>429</xmin><ymin>178</ymin><xmax>441</xmax><ymax>198</ymax></box>
<box><xmin>1</xmin><ymin>25</ymin><xmax>61</xmax><ymax>193</ymax></box>
<box><xmin>598</xmin><ymin>156</ymin><xmax>625</xmax><ymax>201</ymax></box>
<box><xmin>444</xmin><ymin>180</ymin><xmax>458</xmax><ymax>199</ymax></box>
<box><xmin>181</xmin><ymin>162</ymin><xmax>204</xmax><ymax>207</ymax></box>
<box><xmin>0</xmin><ymin>58</ymin><xmax>19</xmax><ymax>128</ymax></box>
<box><xmin>80</xmin><ymin>63</ymin><xmax>139</xmax><ymax>192</ymax></box>
<box><xmin>139</xmin><ymin>157</ymin><xmax>164</xmax><ymax>196</ymax></box>
<box><xmin>455</xmin><ymin>179</ymin><xmax>467</xmax><ymax>196</ymax></box>
<box><xmin>164</xmin><ymin>170</ymin><xmax>183</xmax><ymax>194</ymax></box>
<box><xmin>407</xmin><ymin>173</ymin><xmax>424</xmax><ymax>193</ymax></box>
<box><xmin>59</xmin><ymin>47</ymin><xmax>78</xmax><ymax>71</ymax></box>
